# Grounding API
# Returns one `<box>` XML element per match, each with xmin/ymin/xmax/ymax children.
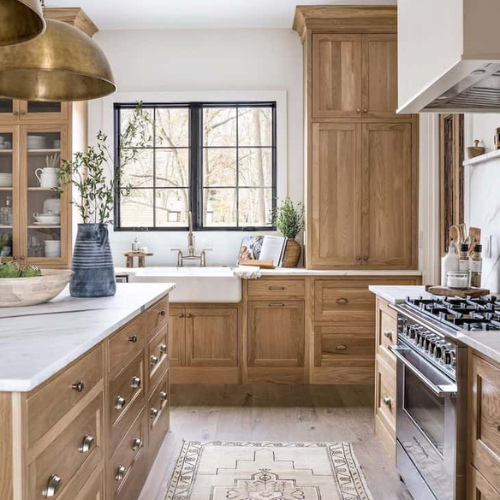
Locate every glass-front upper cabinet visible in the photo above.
<box><xmin>0</xmin><ymin>127</ymin><xmax>17</xmax><ymax>261</ymax></box>
<box><xmin>21</xmin><ymin>125</ymin><xmax>69</xmax><ymax>266</ymax></box>
<box><xmin>0</xmin><ymin>98</ymin><xmax>69</xmax><ymax>123</ymax></box>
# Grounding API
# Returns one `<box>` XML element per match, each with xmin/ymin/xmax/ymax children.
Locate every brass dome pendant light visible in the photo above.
<box><xmin>0</xmin><ymin>18</ymin><xmax>116</xmax><ymax>101</ymax></box>
<box><xmin>0</xmin><ymin>0</ymin><xmax>45</xmax><ymax>46</ymax></box>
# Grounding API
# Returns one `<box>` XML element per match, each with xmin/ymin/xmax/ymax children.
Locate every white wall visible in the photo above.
<box><xmin>464</xmin><ymin>114</ymin><xmax>500</xmax><ymax>292</ymax></box>
<box><xmin>88</xmin><ymin>29</ymin><xmax>303</xmax><ymax>267</ymax></box>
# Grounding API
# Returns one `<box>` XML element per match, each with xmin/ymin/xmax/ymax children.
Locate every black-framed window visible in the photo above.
<box><xmin>114</xmin><ymin>102</ymin><xmax>277</xmax><ymax>231</ymax></box>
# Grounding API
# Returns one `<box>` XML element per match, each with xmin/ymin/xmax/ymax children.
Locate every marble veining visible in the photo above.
<box><xmin>0</xmin><ymin>283</ymin><xmax>175</xmax><ymax>392</ymax></box>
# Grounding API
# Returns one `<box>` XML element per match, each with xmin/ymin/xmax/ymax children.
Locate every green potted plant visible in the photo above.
<box><xmin>56</xmin><ymin>103</ymin><xmax>151</xmax><ymax>297</ymax></box>
<box><xmin>272</xmin><ymin>198</ymin><xmax>304</xmax><ymax>268</ymax></box>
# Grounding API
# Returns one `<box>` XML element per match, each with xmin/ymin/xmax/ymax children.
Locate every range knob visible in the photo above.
<box><xmin>433</xmin><ymin>341</ymin><xmax>445</xmax><ymax>361</ymax></box>
<box><xmin>408</xmin><ymin>325</ymin><xmax>418</xmax><ymax>340</ymax></box>
<box><xmin>424</xmin><ymin>335</ymin><xmax>437</xmax><ymax>353</ymax></box>
<box><xmin>416</xmin><ymin>330</ymin><xmax>427</xmax><ymax>348</ymax></box>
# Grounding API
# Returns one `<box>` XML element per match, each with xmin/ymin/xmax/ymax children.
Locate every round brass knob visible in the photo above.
<box><xmin>363</xmin><ymin>256</ymin><xmax>369</xmax><ymax>261</ymax></box>
<box><xmin>363</xmin><ymin>108</ymin><xmax>368</xmax><ymax>113</ymax></box>
<box><xmin>383</xmin><ymin>395</ymin><xmax>392</xmax><ymax>408</ymax></box>
<box><xmin>178</xmin><ymin>313</ymin><xmax>184</xmax><ymax>318</ymax></box>
<box><xmin>383</xmin><ymin>329</ymin><xmax>394</xmax><ymax>340</ymax></box>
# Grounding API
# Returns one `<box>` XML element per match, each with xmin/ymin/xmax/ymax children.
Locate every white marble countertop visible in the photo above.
<box><xmin>369</xmin><ymin>285</ymin><xmax>500</xmax><ymax>365</ymax></box>
<box><xmin>116</xmin><ymin>266</ymin><xmax>423</xmax><ymax>277</ymax></box>
<box><xmin>0</xmin><ymin>283</ymin><xmax>175</xmax><ymax>392</ymax></box>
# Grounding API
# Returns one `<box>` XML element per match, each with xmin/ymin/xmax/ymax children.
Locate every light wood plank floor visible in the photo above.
<box><xmin>139</xmin><ymin>384</ymin><xmax>412</xmax><ymax>500</ymax></box>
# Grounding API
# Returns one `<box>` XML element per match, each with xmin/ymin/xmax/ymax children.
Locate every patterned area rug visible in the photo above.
<box><xmin>165</xmin><ymin>441</ymin><xmax>373</xmax><ymax>500</ymax></box>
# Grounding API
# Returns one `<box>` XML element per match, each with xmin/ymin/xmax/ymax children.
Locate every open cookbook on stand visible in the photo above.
<box><xmin>237</xmin><ymin>235</ymin><xmax>287</xmax><ymax>268</ymax></box>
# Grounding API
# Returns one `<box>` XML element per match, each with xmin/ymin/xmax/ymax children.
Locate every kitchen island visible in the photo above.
<box><xmin>0</xmin><ymin>283</ymin><xmax>175</xmax><ymax>500</ymax></box>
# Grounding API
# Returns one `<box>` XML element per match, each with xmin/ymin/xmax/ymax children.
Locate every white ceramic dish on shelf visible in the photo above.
<box><xmin>0</xmin><ymin>173</ymin><xmax>12</xmax><ymax>187</ymax></box>
<box><xmin>33</xmin><ymin>212</ymin><xmax>61</xmax><ymax>225</ymax></box>
<box><xmin>0</xmin><ymin>269</ymin><xmax>72</xmax><ymax>307</ymax></box>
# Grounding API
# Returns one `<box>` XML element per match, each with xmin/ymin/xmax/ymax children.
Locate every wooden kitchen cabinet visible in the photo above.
<box><xmin>469</xmin><ymin>464</ymin><xmax>500</xmax><ymax>500</ymax></box>
<box><xmin>168</xmin><ymin>306</ymin><xmax>186</xmax><ymax>367</ymax></box>
<box><xmin>470</xmin><ymin>352</ymin><xmax>500</xmax><ymax>493</ymax></box>
<box><xmin>185</xmin><ymin>308</ymin><xmax>238</xmax><ymax>367</ymax></box>
<box><xmin>310</xmin><ymin>123</ymin><xmax>362</xmax><ymax>268</ymax></box>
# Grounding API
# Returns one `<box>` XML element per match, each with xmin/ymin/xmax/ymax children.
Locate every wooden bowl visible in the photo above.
<box><xmin>0</xmin><ymin>269</ymin><xmax>72</xmax><ymax>307</ymax></box>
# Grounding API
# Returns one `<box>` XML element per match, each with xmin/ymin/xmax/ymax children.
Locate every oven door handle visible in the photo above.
<box><xmin>389</xmin><ymin>345</ymin><xmax>458</xmax><ymax>397</ymax></box>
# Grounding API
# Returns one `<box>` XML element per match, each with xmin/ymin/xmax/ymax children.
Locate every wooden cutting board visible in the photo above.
<box><xmin>425</xmin><ymin>285</ymin><xmax>490</xmax><ymax>298</ymax></box>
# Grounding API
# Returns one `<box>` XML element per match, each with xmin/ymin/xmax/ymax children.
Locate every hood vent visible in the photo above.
<box><xmin>424</xmin><ymin>63</ymin><xmax>500</xmax><ymax>111</ymax></box>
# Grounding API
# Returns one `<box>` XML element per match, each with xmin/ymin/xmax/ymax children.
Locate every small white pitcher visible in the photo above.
<box><xmin>35</xmin><ymin>167</ymin><xmax>58</xmax><ymax>188</ymax></box>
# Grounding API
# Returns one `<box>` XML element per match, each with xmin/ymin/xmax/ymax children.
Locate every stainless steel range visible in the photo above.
<box><xmin>389</xmin><ymin>295</ymin><xmax>500</xmax><ymax>500</ymax></box>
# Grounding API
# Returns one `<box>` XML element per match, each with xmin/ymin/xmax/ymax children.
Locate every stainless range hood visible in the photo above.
<box><xmin>398</xmin><ymin>0</ymin><xmax>500</xmax><ymax>113</ymax></box>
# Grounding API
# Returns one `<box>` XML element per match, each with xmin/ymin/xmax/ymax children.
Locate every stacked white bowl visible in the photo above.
<box><xmin>0</xmin><ymin>172</ymin><xmax>12</xmax><ymax>187</ymax></box>
<box><xmin>44</xmin><ymin>240</ymin><xmax>61</xmax><ymax>258</ymax></box>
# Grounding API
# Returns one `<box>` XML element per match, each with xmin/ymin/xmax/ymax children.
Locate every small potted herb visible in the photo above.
<box><xmin>272</xmin><ymin>198</ymin><xmax>304</xmax><ymax>268</ymax></box>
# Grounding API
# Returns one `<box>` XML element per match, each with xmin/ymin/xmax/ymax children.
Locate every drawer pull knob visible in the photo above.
<box><xmin>79</xmin><ymin>435</ymin><xmax>95</xmax><ymax>453</ymax></box>
<box><xmin>356</xmin><ymin>108</ymin><xmax>361</xmax><ymax>113</ymax></box>
<box><xmin>336</xmin><ymin>344</ymin><xmax>348</xmax><ymax>351</ymax></box>
<box><xmin>132</xmin><ymin>437</ymin><xmax>143</xmax><ymax>451</ymax></box>
<box><xmin>383</xmin><ymin>329</ymin><xmax>394</xmax><ymax>339</ymax></box>
<box><xmin>178</xmin><ymin>313</ymin><xmax>185</xmax><ymax>318</ymax></box>
<box><xmin>115</xmin><ymin>396</ymin><xmax>126</xmax><ymax>410</ymax></box>
<box><xmin>128</xmin><ymin>335</ymin><xmax>138</xmax><ymax>343</ymax></box>
<box><xmin>269</xmin><ymin>303</ymin><xmax>285</xmax><ymax>307</ymax></box>
<box><xmin>115</xmin><ymin>465</ymin><xmax>126</xmax><ymax>481</ymax></box>
<box><xmin>131</xmin><ymin>376</ymin><xmax>141</xmax><ymax>389</ymax></box>
<box><xmin>160</xmin><ymin>344</ymin><xmax>167</xmax><ymax>355</ymax></box>
<box><xmin>150</xmin><ymin>355</ymin><xmax>159</xmax><ymax>366</ymax></box>
<box><xmin>151</xmin><ymin>407</ymin><xmax>160</xmax><ymax>419</ymax></box>
<box><xmin>383</xmin><ymin>395</ymin><xmax>393</xmax><ymax>408</ymax></box>
<box><xmin>186</xmin><ymin>313</ymin><xmax>193</xmax><ymax>318</ymax></box>
<box><xmin>363</xmin><ymin>256</ymin><xmax>369</xmax><ymax>261</ymax></box>
<box><xmin>44</xmin><ymin>474</ymin><xmax>62</xmax><ymax>498</ymax></box>
<box><xmin>356</xmin><ymin>256</ymin><xmax>361</xmax><ymax>261</ymax></box>
<box><xmin>337</xmin><ymin>298</ymin><xmax>349</xmax><ymax>305</ymax></box>
<box><xmin>71</xmin><ymin>381</ymin><xmax>85</xmax><ymax>392</ymax></box>
<box><xmin>269</xmin><ymin>286</ymin><xmax>285</xmax><ymax>291</ymax></box>
<box><xmin>160</xmin><ymin>391</ymin><xmax>168</xmax><ymax>404</ymax></box>
<box><xmin>159</xmin><ymin>310</ymin><xmax>166</xmax><ymax>316</ymax></box>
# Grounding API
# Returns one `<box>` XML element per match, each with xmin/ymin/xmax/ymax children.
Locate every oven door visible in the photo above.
<box><xmin>391</xmin><ymin>344</ymin><xmax>458</xmax><ymax>500</ymax></box>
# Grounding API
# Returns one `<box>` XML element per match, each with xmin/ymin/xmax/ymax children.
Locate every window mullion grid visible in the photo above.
<box><xmin>190</xmin><ymin>104</ymin><xmax>201</xmax><ymax>231</ymax></box>
<box><xmin>236</xmin><ymin>105</ymin><xmax>239</xmax><ymax>228</ymax></box>
<box><xmin>153</xmin><ymin>107</ymin><xmax>157</xmax><ymax>228</ymax></box>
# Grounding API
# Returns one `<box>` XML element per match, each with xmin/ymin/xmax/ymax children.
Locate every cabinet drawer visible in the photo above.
<box><xmin>59</xmin><ymin>465</ymin><xmax>104</xmax><ymax>500</ymax></box>
<box><xmin>376</xmin><ymin>301</ymin><xmax>398</xmax><ymax>368</ymax></box>
<box><xmin>109</xmin><ymin>351</ymin><xmax>145</xmax><ymax>454</ymax></box>
<box><xmin>314</xmin><ymin>324</ymin><xmax>374</xmax><ymax>367</ymax></box>
<box><xmin>27</xmin><ymin>394</ymin><xmax>103</xmax><ymax>500</ymax></box>
<box><xmin>375</xmin><ymin>355</ymin><xmax>396</xmax><ymax>435</ymax></box>
<box><xmin>248</xmin><ymin>279</ymin><xmax>305</xmax><ymax>298</ymax></box>
<box><xmin>111</xmin><ymin>409</ymin><xmax>147</xmax><ymax>500</ymax></box>
<box><xmin>27</xmin><ymin>345</ymin><xmax>103</xmax><ymax>448</ymax></box>
<box><xmin>148</xmin><ymin>324</ymin><xmax>169</xmax><ymax>393</ymax></box>
<box><xmin>469</xmin><ymin>464</ymin><xmax>500</xmax><ymax>500</ymax></box>
<box><xmin>314</xmin><ymin>280</ymin><xmax>375</xmax><ymax>322</ymax></box>
<box><xmin>147</xmin><ymin>296</ymin><xmax>169</xmax><ymax>336</ymax></box>
<box><xmin>471</xmin><ymin>353</ymin><xmax>500</xmax><ymax>491</ymax></box>
<box><xmin>108</xmin><ymin>314</ymin><xmax>147</xmax><ymax>376</ymax></box>
<box><xmin>148</xmin><ymin>370</ymin><xmax>170</xmax><ymax>464</ymax></box>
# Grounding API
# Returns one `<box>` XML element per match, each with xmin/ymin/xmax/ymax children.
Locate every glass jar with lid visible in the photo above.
<box><xmin>447</xmin><ymin>270</ymin><xmax>470</xmax><ymax>289</ymax></box>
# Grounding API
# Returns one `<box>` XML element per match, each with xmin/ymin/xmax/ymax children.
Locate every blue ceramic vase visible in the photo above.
<box><xmin>70</xmin><ymin>223</ymin><xmax>116</xmax><ymax>297</ymax></box>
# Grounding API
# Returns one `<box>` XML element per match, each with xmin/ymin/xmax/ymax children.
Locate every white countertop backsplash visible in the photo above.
<box><xmin>0</xmin><ymin>283</ymin><xmax>175</xmax><ymax>392</ymax></box>
<box><xmin>370</xmin><ymin>285</ymin><xmax>500</xmax><ymax>365</ymax></box>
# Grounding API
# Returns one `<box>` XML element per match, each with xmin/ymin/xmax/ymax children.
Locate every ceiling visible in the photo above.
<box><xmin>45</xmin><ymin>0</ymin><xmax>396</xmax><ymax>30</ymax></box>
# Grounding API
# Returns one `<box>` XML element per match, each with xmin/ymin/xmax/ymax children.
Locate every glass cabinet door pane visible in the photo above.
<box><xmin>27</xmin><ymin>131</ymin><xmax>62</xmax><ymax>259</ymax></box>
<box><xmin>0</xmin><ymin>99</ymin><xmax>13</xmax><ymax>114</ymax></box>
<box><xmin>27</xmin><ymin>101</ymin><xmax>62</xmax><ymax>114</ymax></box>
<box><xmin>0</xmin><ymin>131</ymin><xmax>14</xmax><ymax>259</ymax></box>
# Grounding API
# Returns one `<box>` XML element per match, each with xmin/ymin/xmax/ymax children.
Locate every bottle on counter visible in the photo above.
<box><xmin>441</xmin><ymin>241</ymin><xmax>459</xmax><ymax>286</ymax></box>
<box><xmin>132</xmin><ymin>237</ymin><xmax>140</xmax><ymax>252</ymax></box>
<box><xmin>459</xmin><ymin>243</ymin><xmax>469</xmax><ymax>272</ymax></box>
<box><xmin>470</xmin><ymin>244</ymin><xmax>483</xmax><ymax>288</ymax></box>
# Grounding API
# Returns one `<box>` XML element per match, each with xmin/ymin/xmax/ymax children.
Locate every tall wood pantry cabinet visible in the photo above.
<box><xmin>0</xmin><ymin>8</ymin><xmax>94</xmax><ymax>269</ymax></box>
<box><xmin>294</xmin><ymin>6</ymin><xmax>419</xmax><ymax>270</ymax></box>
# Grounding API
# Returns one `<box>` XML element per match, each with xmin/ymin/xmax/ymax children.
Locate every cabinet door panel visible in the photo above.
<box><xmin>362</xmin><ymin>34</ymin><xmax>398</xmax><ymax>117</ymax></box>
<box><xmin>247</xmin><ymin>301</ymin><xmax>305</xmax><ymax>367</ymax></box>
<box><xmin>311</xmin><ymin>123</ymin><xmax>362</xmax><ymax>268</ymax></box>
<box><xmin>186</xmin><ymin>308</ymin><xmax>238</xmax><ymax>367</ymax></box>
<box><xmin>361</xmin><ymin>123</ymin><xmax>415</xmax><ymax>268</ymax></box>
<box><xmin>168</xmin><ymin>307</ymin><xmax>186</xmax><ymax>367</ymax></box>
<box><xmin>312</xmin><ymin>34</ymin><xmax>362</xmax><ymax>118</ymax></box>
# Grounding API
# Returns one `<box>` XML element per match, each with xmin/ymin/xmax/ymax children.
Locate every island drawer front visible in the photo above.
<box><xmin>470</xmin><ymin>353</ymin><xmax>500</xmax><ymax>491</ymax></box>
<box><xmin>109</xmin><ymin>351</ymin><xmax>145</xmax><ymax>428</ymax></box>
<box><xmin>148</xmin><ymin>370</ymin><xmax>170</xmax><ymax>464</ymax></box>
<box><xmin>468</xmin><ymin>464</ymin><xmax>500</xmax><ymax>500</ymax></box>
<box><xmin>27</xmin><ymin>345</ymin><xmax>104</xmax><ymax>448</ymax></box>
<box><xmin>314</xmin><ymin>325</ymin><xmax>375</xmax><ymax>367</ymax></box>
<box><xmin>58</xmin><ymin>464</ymin><xmax>104</xmax><ymax>500</ymax></box>
<box><xmin>248</xmin><ymin>279</ymin><xmax>305</xmax><ymax>298</ymax></box>
<box><xmin>375</xmin><ymin>355</ymin><xmax>396</xmax><ymax>435</ymax></box>
<box><xmin>314</xmin><ymin>280</ymin><xmax>376</xmax><ymax>323</ymax></box>
<box><xmin>376</xmin><ymin>301</ymin><xmax>398</xmax><ymax>369</ymax></box>
<box><xmin>27</xmin><ymin>393</ymin><xmax>104</xmax><ymax>500</ymax></box>
<box><xmin>108</xmin><ymin>313</ymin><xmax>147</xmax><ymax>376</ymax></box>
<box><xmin>111</xmin><ymin>408</ymin><xmax>147</xmax><ymax>500</ymax></box>
<box><xmin>148</xmin><ymin>324</ymin><xmax>169</xmax><ymax>394</ymax></box>
<box><xmin>147</xmin><ymin>296</ymin><xmax>169</xmax><ymax>336</ymax></box>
